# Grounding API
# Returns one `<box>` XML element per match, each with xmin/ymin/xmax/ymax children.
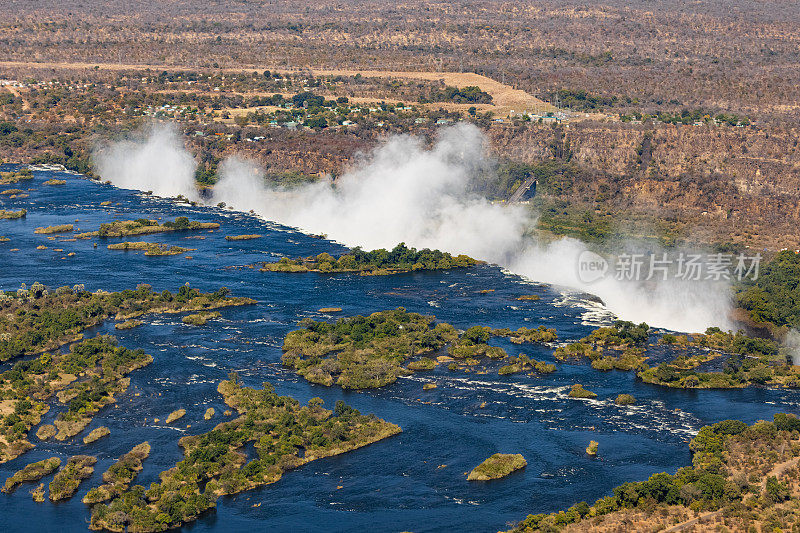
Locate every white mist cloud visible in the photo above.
<box><xmin>94</xmin><ymin>120</ymin><xmax>734</xmax><ymax>333</ymax></box>
<box><xmin>507</xmin><ymin>238</ymin><xmax>733</xmax><ymax>332</ymax></box>
<box><xmin>93</xmin><ymin>122</ymin><xmax>199</xmax><ymax>200</ymax></box>
<box><xmin>786</xmin><ymin>329</ymin><xmax>800</xmax><ymax>365</ymax></box>
<box><xmin>214</xmin><ymin>124</ymin><xmax>530</xmax><ymax>261</ymax></box>
<box><xmin>212</xmin><ymin>123</ymin><xmax>732</xmax><ymax>333</ymax></box>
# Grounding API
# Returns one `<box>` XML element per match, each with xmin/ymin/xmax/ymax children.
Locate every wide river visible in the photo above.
<box><xmin>1</xmin><ymin>166</ymin><xmax>798</xmax><ymax>532</ymax></box>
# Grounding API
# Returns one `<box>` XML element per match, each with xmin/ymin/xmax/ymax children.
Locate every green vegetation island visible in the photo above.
<box><xmin>76</xmin><ymin>217</ymin><xmax>219</xmax><ymax>239</ymax></box>
<box><xmin>82</xmin><ymin>427</ymin><xmax>110</xmax><ymax>444</ymax></box>
<box><xmin>182</xmin><ymin>311</ymin><xmax>220</xmax><ymax>326</ymax></box>
<box><xmin>49</xmin><ymin>455</ymin><xmax>97</xmax><ymax>501</ymax></box>
<box><xmin>0</xmin><ymin>282</ymin><xmax>254</xmax><ymax>362</ymax></box>
<box><xmin>492</xmin><ymin>326</ymin><xmax>558</xmax><ymax>345</ymax></box>
<box><xmin>499</xmin><ymin>354</ymin><xmax>556</xmax><ymax>376</ymax></box>
<box><xmin>0</xmin><ymin>335</ymin><xmax>151</xmax><ymax>462</ymax></box>
<box><xmin>115</xmin><ymin>319</ymin><xmax>143</xmax><ymax>330</ymax></box>
<box><xmin>0</xmin><ymin>283</ymin><xmax>254</xmax><ymax>462</ymax></box>
<box><xmin>262</xmin><ymin>243</ymin><xmax>480</xmax><ymax>275</ymax></box>
<box><xmin>2</xmin><ymin>456</ymin><xmax>61</xmax><ymax>493</ymax></box>
<box><xmin>639</xmin><ymin>327</ymin><xmax>797</xmax><ymax>389</ymax></box>
<box><xmin>225</xmin><ymin>234</ymin><xmax>262</xmax><ymax>241</ymax></box>
<box><xmin>0</xmin><ymin>209</ymin><xmax>26</xmax><ymax>220</ymax></box>
<box><xmin>83</xmin><ymin>442</ymin><xmax>151</xmax><ymax>505</ymax></box>
<box><xmin>165</xmin><ymin>409</ymin><xmax>186</xmax><ymax>424</ymax></box>
<box><xmin>89</xmin><ymin>377</ymin><xmax>401</xmax><ymax>532</ymax></box>
<box><xmin>107</xmin><ymin>242</ymin><xmax>195</xmax><ymax>256</ymax></box>
<box><xmin>614</xmin><ymin>393</ymin><xmax>636</xmax><ymax>406</ymax></box>
<box><xmin>283</xmin><ymin>308</ymin><xmax>458</xmax><ymax>388</ymax></box>
<box><xmin>567</xmin><ymin>384</ymin><xmax>597</xmax><ymax>399</ymax></box>
<box><xmin>0</xmin><ymin>169</ymin><xmax>33</xmax><ymax>185</ymax></box>
<box><xmin>510</xmin><ymin>415</ymin><xmax>800</xmax><ymax>532</ymax></box>
<box><xmin>282</xmin><ymin>308</ymin><xmax>558</xmax><ymax>389</ymax></box>
<box><xmin>52</xmin><ymin>350</ymin><xmax>143</xmax><ymax>443</ymax></box>
<box><xmin>553</xmin><ymin>320</ymin><xmax>799</xmax><ymax>390</ymax></box>
<box><xmin>36</xmin><ymin>425</ymin><xmax>56</xmax><ymax>441</ymax></box>
<box><xmin>554</xmin><ymin>320</ymin><xmax>649</xmax><ymax>372</ymax></box>
<box><xmin>585</xmin><ymin>440</ymin><xmax>599</xmax><ymax>456</ymax></box>
<box><xmin>31</xmin><ymin>483</ymin><xmax>45</xmax><ymax>502</ymax></box>
<box><xmin>467</xmin><ymin>453</ymin><xmax>527</xmax><ymax>481</ymax></box>
<box><xmin>34</xmin><ymin>224</ymin><xmax>73</xmax><ymax>235</ymax></box>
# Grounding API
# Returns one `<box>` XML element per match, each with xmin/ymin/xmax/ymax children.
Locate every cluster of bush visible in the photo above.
<box><xmin>267</xmin><ymin>243</ymin><xmax>478</xmax><ymax>274</ymax></box>
<box><xmin>553</xmin><ymin>321</ymin><xmax>648</xmax><ymax>368</ymax></box>
<box><xmin>1</xmin><ymin>456</ymin><xmax>61</xmax><ymax>493</ymax></box>
<box><xmin>0</xmin><ymin>283</ymin><xmax>239</xmax><ymax>361</ymax></box>
<box><xmin>498</xmin><ymin>354</ymin><xmax>556</xmax><ymax>375</ymax></box>
<box><xmin>0</xmin><ymin>335</ymin><xmax>151</xmax><ymax>451</ymax></box>
<box><xmin>284</xmin><ymin>309</ymin><xmax>561</xmax><ymax>388</ymax></box>
<box><xmin>584</xmin><ymin>321</ymin><xmax>651</xmax><ymax>347</ymax></box>
<box><xmin>424</xmin><ymin>85</ymin><xmax>493</xmax><ymax>104</ymax></box>
<box><xmin>49</xmin><ymin>455</ymin><xmax>97</xmax><ymax>501</ymax></box>
<box><xmin>620</xmin><ymin>109</ymin><xmax>750</xmax><ymax>126</ymax></box>
<box><xmin>447</xmin><ymin>325</ymin><xmax>507</xmax><ymax>361</ymax></box>
<box><xmin>639</xmin><ymin>327</ymin><xmax>792</xmax><ymax>389</ymax></box>
<box><xmin>283</xmin><ymin>308</ymin><xmax>458</xmax><ymax>388</ymax></box>
<box><xmin>492</xmin><ymin>325</ymin><xmax>558</xmax><ymax>344</ymax></box>
<box><xmin>737</xmin><ymin>250</ymin><xmax>800</xmax><ymax>329</ymax></box>
<box><xmin>640</xmin><ymin>357</ymin><xmax>791</xmax><ymax>389</ymax></box>
<box><xmin>96</xmin><ymin>217</ymin><xmax>218</xmax><ymax>237</ymax></box>
<box><xmin>554</xmin><ymin>320</ymin><xmax>796</xmax><ymax>389</ymax></box>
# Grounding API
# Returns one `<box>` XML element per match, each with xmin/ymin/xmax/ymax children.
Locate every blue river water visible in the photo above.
<box><xmin>0</xmin><ymin>166</ymin><xmax>798</xmax><ymax>532</ymax></box>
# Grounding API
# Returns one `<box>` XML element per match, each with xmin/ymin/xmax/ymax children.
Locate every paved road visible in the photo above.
<box><xmin>508</xmin><ymin>177</ymin><xmax>537</xmax><ymax>203</ymax></box>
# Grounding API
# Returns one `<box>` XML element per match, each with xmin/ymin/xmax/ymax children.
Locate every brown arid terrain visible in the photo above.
<box><xmin>1</xmin><ymin>60</ymin><xmax>797</xmax><ymax>250</ymax></box>
<box><xmin>306</xmin><ymin>69</ymin><xmax>554</xmax><ymax>116</ymax></box>
<box><xmin>2</xmin><ymin>0</ymin><xmax>799</xmax><ymax>119</ymax></box>
<box><xmin>491</xmin><ymin>120</ymin><xmax>800</xmax><ymax>250</ymax></box>
<box><xmin>0</xmin><ymin>61</ymin><xmax>554</xmax><ymax>115</ymax></box>
<box><xmin>1</xmin><ymin>0</ymin><xmax>799</xmax><ymax>251</ymax></box>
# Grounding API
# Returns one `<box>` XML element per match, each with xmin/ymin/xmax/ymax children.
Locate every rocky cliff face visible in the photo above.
<box><xmin>490</xmin><ymin>121</ymin><xmax>800</xmax><ymax>250</ymax></box>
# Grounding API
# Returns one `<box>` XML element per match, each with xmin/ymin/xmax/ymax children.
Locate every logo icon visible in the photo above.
<box><xmin>577</xmin><ymin>250</ymin><xmax>609</xmax><ymax>283</ymax></box>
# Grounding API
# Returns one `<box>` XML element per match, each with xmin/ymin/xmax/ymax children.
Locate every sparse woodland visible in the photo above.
<box><xmin>1</xmin><ymin>0</ymin><xmax>799</xmax><ymax>251</ymax></box>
